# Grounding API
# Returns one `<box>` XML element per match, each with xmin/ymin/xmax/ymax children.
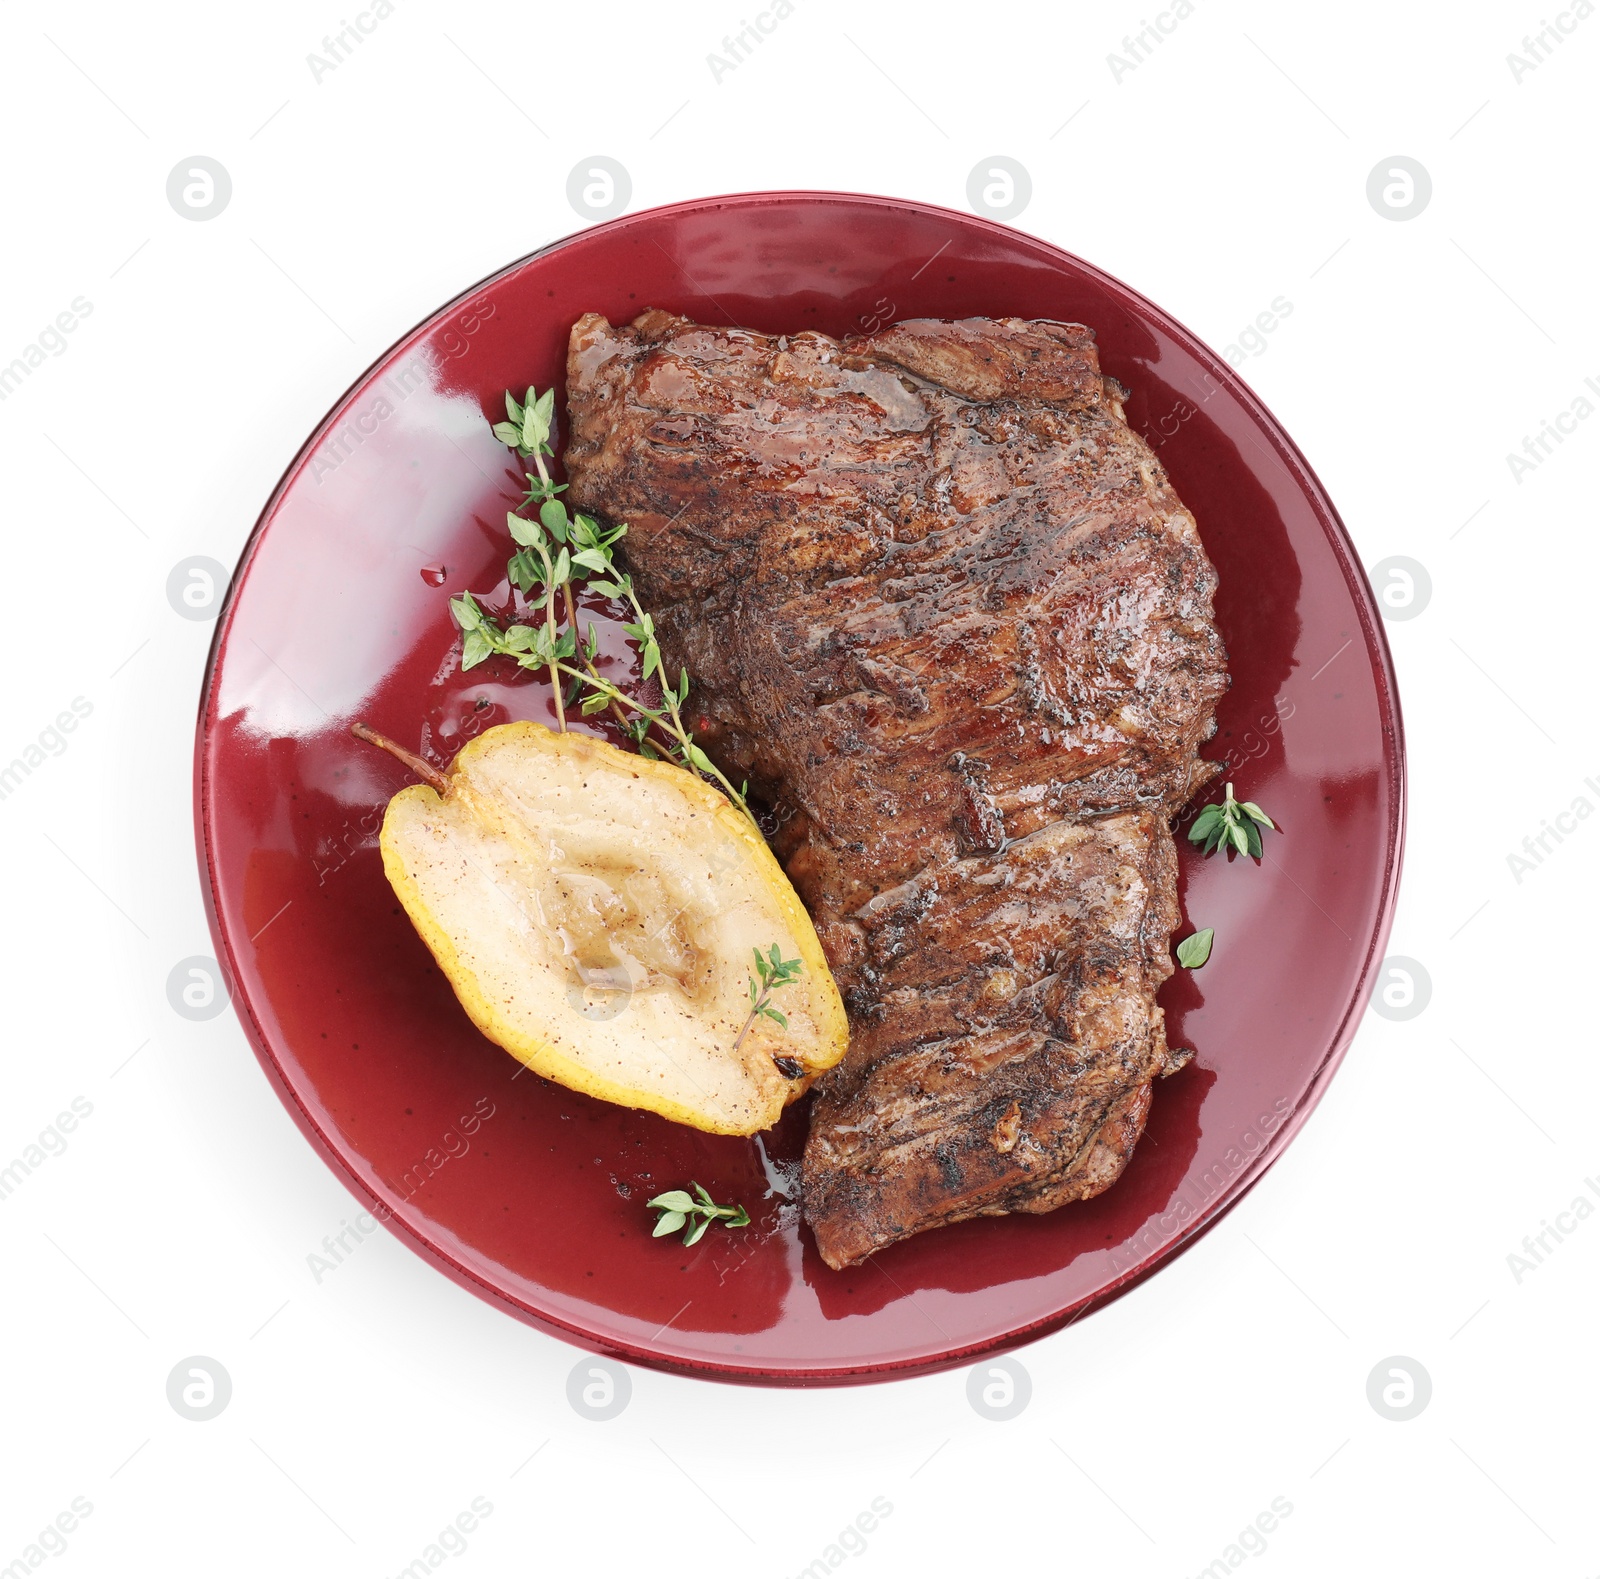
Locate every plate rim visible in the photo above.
<box><xmin>194</xmin><ymin>188</ymin><xmax>1407</xmax><ymax>1386</ymax></box>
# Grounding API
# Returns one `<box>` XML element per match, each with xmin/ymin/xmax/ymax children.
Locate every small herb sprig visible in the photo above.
<box><xmin>1176</xmin><ymin>928</ymin><xmax>1214</xmax><ymax>968</ymax></box>
<box><xmin>453</xmin><ymin>386</ymin><xmax>757</xmax><ymax>829</ymax></box>
<box><xmin>490</xmin><ymin>386</ymin><xmax>557</xmax><ymax>465</ymax></box>
<box><xmin>647</xmin><ymin>1183</ymin><xmax>751</xmax><ymax>1247</ymax></box>
<box><xmin>1187</xmin><ymin>783</ymin><xmax>1277</xmax><ymax>860</ymax></box>
<box><xmin>733</xmin><ymin>945</ymin><xmax>804</xmax><ymax>1075</ymax></box>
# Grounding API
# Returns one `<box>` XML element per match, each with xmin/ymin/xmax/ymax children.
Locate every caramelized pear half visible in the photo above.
<box><xmin>360</xmin><ymin>719</ymin><xmax>848</xmax><ymax>1135</ymax></box>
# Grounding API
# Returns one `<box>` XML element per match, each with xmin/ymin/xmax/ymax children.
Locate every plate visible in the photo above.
<box><xmin>196</xmin><ymin>191</ymin><xmax>1404</xmax><ymax>1384</ymax></box>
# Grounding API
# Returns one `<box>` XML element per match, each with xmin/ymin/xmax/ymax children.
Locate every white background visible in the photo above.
<box><xmin>2</xmin><ymin>1</ymin><xmax>1596</xmax><ymax>1575</ymax></box>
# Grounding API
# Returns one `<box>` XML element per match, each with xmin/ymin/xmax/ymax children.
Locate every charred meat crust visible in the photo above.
<box><xmin>564</xmin><ymin>310</ymin><xmax>1229</xmax><ymax>1268</ymax></box>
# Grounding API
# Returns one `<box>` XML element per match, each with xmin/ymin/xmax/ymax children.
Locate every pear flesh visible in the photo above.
<box><xmin>376</xmin><ymin>720</ymin><xmax>849</xmax><ymax>1135</ymax></box>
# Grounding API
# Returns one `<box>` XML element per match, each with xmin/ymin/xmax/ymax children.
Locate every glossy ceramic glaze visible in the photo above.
<box><xmin>196</xmin><ymin>192</ymin><xmax>1404</xmax><ymax>1384</ymax></box>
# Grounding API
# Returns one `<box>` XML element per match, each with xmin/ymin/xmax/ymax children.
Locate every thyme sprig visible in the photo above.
<box><xmin>453</xmin><ymin>385</ymin><xmax>755</xmax><ymax>828</ymax></box>
<box><xmin>647</xmin><ymin>1182</ymin><xmax>751</xmax><ymax>1247</ymax></box>
<box><xmin>733</xmin><ymin>945</ymin><xmax>804</xmax><ymax>1073</ymax></box>
<box><xmin>1187</xmin><ymin>782</ymin><xmax>1277</xmax><ymax>860</ymax></box>
<box><xmin>485</xmin><ymin>390</ymin><xmax>568</xmax><ymax>725</ymax></box>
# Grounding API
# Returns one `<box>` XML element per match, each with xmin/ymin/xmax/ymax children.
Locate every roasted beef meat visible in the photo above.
<box><xmin>564</xmin><ymin>310</ymin><xmax>1229</xmax><ymax>1268</ymax></box>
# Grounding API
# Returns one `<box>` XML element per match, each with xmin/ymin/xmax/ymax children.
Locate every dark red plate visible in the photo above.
<box><xmin>196</xmin><ymin>192</ymin><xmax>1403</xmax><ymax>1384</ymax></box>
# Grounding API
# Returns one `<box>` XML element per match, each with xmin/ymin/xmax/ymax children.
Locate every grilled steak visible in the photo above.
<box><xmin>564</xmin><ymin>310</ymin><xmax>1229</xmax><ymax>1269</ymax></box>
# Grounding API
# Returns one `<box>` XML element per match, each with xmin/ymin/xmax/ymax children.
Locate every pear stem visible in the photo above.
<box><xmin>350</xmin><ymin>721</ymin><xmax>450</xmax><ymax>796</ymax></box>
